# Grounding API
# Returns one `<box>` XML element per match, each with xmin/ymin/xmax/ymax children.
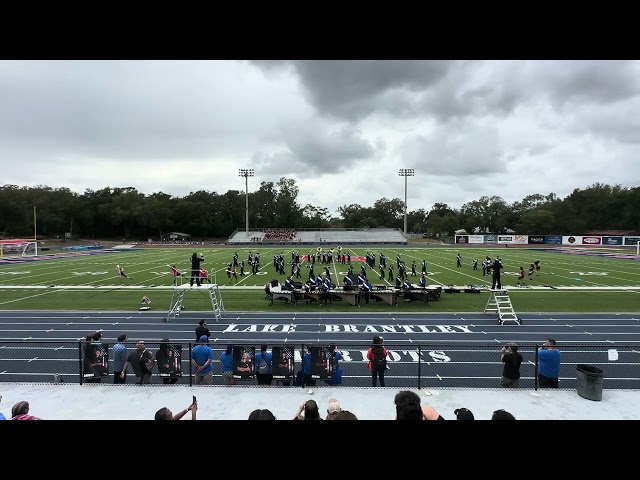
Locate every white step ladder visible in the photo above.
<box><xmin>485</xmin><ymin>290</ymin><xmax>521</xmax><ymax>325</ymax></box>
<box><xmin>164</xmin><ymin>284</ymin><xmax>225</xmax><ymax>322</ymax></box>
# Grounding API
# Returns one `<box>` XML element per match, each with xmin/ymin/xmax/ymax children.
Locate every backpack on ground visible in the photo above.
<box><xmin>258</xmin><ymin>353</ymin><xmax>269</xmax><ymax>374</ymax></box>
<box><xmin>372</xmin><ymin>347</ymin><xmax>387</xmax><ymax>370</ymax></box>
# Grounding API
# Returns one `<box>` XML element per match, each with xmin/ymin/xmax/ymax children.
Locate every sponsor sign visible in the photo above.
<box><xmin>484</xmin><ymin>235</ymin><xmax>497</xmax><ymax>243</ymax></box>
<box><xmin>529</xmin><ymin>236</ymin><xmax>545</xmax><ymax>244</ymax></box>
<box><xmin>455</xmin><ymin>235</ymin><xmax>469</xmax><ymax>244</ymax></box>
<box><xmin>498</xmin><ymin>235</ymin><xmax>513</xmax><ymax>243</ymax></box>
<box><xmin>546</xmin><ymin>235</ymin><xmax>562</xmax><ymax>244</ymax></box>
<box><xmin>582</xmin><ymin>236</ymin><xmax>601</xmax><ymax>245</ymax></box>
<box><xmin>469</xmin><ymin>235</ymin><xmax>484</xmax><ymax>244</ymax></box>
<box><xmin>513</xmin><ymin>235</ymin><xmax>528</xmax><ymax>244</ymax></box>
<box><xmin>602</xmin><ymin>236</ymin><xmax>623</xmax><ymax>245</ymax></box>
<box><xmin>624</xmin><ymin>237</ymin><xmax>640</xmax><ymax>246</ymax></box>
<box><xmin>563</xmin><ymin>235</ymin><xmax>582</xmax><ymax>245</ymax></box>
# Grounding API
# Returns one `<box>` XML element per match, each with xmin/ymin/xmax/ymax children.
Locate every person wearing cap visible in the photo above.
<box><xmin>112</xmin><ymin>334</ymin><xmax>129</xmax><ymax>384</ymax></box>
<box><xmin>454</xmin><ymin>407</ymin><xmax>475</xmax><ymax>420</ymax></box>
<box><xmin>538</xmin><ymin>338</ymin><xmax>561</xmax><ymax>388</ymax></box>
<box><xmin>125</xmin><ymin>341</ymin><xmax>155</xmax><ymax>385</ymax></box>
<box><xmin>501</xmin><ymin>342</ymin><xmax>523</xmax><ymax>388</ymax></box>
<box><xmin>326</xmin><ymin>398</ymin><xmax>342</xmax><ymax>420</ymax></box>
<box><xmin>220</xmin><ymin>344</ymin><xmax>236</xmax><ymax>386</ymax></box>
<box><xmin>191</xmin><ymin>335</ymin><xmax>214</xmax><ymax>385</ymax></box>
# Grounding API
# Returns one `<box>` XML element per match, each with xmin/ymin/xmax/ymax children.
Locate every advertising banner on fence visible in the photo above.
<box><xmin>563</xmin><ymin>236</ymin><xmax>582</xmax><ymax>245</ymax></box>
<box><xmin>455</xmin><ymin>235</ymin><xmax>469</xmax><ymax>244</ymax></box>
<box><xmin>624</xmin><ymin>237</ymin><xmax>640</xmax><ymax>246</ymax></box>
<box><xmin>529</xmin><ymin>235</ymin><xmax>545</xmax><ymax>244</ymax></box>
<box><xmin>602</xmin><ymin>236</ymin><xmax>623</xmax><ymax>246</ymax></box>
<box><xmin>498</xmin><ymin>235</ymin><xmax>513</xmax><ymax>244</ymax></box>
<box><xmin>469</xmin><ymin>235</ymin><xmax>484</xmax><ymax>244</ymax></box>
<box><xmin>581</xmin><ymin>236</ymin><xmax>602</xmax><ymax>245</ymax></box>
<box><xmin>513</xmin><ymin>235</ymin><xmax>528</xmax><ymax>244</ymax></box>
<box><xmin>546</xmin><ymin>235</ymin><xmax>562</xmax><ymax>244</ymax></box>
<box><xmin>484</xmin><ymin>234</ymin><xmax>498</xmax><ymax>244</ymax></box>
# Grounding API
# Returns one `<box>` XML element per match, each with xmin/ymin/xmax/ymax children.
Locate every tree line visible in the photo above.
<box><xmin>1</xmin><ymin>179</ymin><xmax>638</xmax><ymax>240</ymax></box>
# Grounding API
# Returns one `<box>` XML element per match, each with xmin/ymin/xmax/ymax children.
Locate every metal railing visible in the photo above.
<box><xmin>0</xmin><ymin>341</ymin><xmax>636</xmax><ymax>389</ymax></box>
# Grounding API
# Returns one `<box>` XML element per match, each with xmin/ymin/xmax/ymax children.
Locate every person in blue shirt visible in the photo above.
<box><xmin>538</xmin><ymin>338</ymin><xmax>561</xmax><ymax>388</ymax></box>
<box><xmin>221</xmin><ymin>344</ymin><xmax>236</xmax><ymax>386</ymax></box>
<box><xmin>418</xmin><ymin>272</ymin><xmax>427</xmax><ymax>288</ymax></box>
<box><xmin>255</xmin><ymin>344</ymin><xmax>273</xmax><ymax>386</ymax></box>
<box><xmin>303</xmin><ymin>345</ymin><xmax>316</xmax><ymax>387</ymax></box>
<box><xmin>326</xmin><ymin>344</ymin><xmax>344</xmax><ymax>386</ymax></box>
<box><xmin>191</xmin><ymin>336</ymin><xmax>213</xmax><ymax>385</ymax></box>
<box><xmin>112</xmin><ymin>334</ymin><xmax>128</xmax><ymax>384</ymax></box>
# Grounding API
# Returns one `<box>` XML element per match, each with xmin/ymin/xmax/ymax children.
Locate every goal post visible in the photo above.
<box><xmin>0</xmin><ymin>240</ymin><xmax>38</xmax><ymax>258</ymax></box>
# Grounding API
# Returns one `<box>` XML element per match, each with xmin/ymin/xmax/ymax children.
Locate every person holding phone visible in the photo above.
<box><xmin>154</xmin><ymin>398</ymin><xmax>198</xmax><ymax>420</ymax></box>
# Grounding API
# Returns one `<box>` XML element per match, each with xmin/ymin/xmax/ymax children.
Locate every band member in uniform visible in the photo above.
<box><xmin>190</xmin><ymin>253</ymin><xmax>204</xmax><ymax>287</ymax></box>
<box><xmin>411</xmin><ymin>261</ymin><xmax>417</xmax><ymax>277</ymax></box>
<box><xmin>456</xmin><ymin>254</ymin><xmax>462</xmax><ymax>268</ymax></box>
<box><xmin>472</xmin><ymin>258</ymin><xmax>478</xmax><ymax>270</ymax></box>
<box><xmin>516</xmin><ymin>266</ymin><xmax>525</xmax><ymax>286</ymax></box>
<box><xmin>117</xmin><ymin>265</ymin><xmax>130</xmax><ymax>284</ymax></box>
<box><xmin>534</xmin><ymin>260</ymin><xmax>541</xmax><ymax>275</ymax></box>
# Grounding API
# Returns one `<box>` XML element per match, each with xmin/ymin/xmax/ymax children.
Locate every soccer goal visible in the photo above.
<box><xmin>0</xmin><ymin>240</ymin><xmax>38</xmax><ymax>258</ymax></box>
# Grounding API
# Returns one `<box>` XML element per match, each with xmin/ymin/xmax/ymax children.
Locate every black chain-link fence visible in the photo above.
<box><xmin>0</xmin><ymin>340</ymin><xmax>637</xmax><ymax>389</ymax></box>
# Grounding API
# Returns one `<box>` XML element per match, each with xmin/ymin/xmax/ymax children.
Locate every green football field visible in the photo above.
<box><xmin>0</xmin><ymin>245</ymin><xmax>639</xmax><ymax>313</ymax></box>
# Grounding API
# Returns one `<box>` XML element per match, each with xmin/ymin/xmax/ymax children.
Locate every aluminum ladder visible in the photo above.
<box><xmin>485</xmin><ymin>290</ymin><xmax>521</xmax><ymax>325</ymax></box>
<box><xmin>164</xmin><ymin>284</ymin><xmax>225</xmax><ymax>322</ymax></box>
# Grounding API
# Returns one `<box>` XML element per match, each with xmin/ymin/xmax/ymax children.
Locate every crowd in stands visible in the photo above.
<box><xmin>262</xmin><ymin>228</ymin><xmax>297</xmax><ymax>242</ymax></box>
<box><xmin>0</xmin><ymin>393</ymin><xmax>516</xmax><ymax>420</ymax></box>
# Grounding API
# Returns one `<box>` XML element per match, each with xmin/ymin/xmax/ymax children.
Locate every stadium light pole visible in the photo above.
<box><xmin>238</xmin><ymin>169</ymin><xmax>254</xmax><ymax>235</ymax></box>
<box><xmin>398</xmin><ymin>169</ymin><xmax>414</xmax><ymax>236</ymax></box>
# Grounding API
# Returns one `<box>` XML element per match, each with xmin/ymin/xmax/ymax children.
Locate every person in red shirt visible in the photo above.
<box><xmin>366</xmin><ymin>335</ymin><xmax>389</xmax><ymax>387</ymax></box>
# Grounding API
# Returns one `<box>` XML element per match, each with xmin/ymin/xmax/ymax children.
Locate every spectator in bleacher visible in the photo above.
<box><xmin>394</xmin><ymin>390</ymin><xmax>445</xmax><ymax>420</ymax></box>
<box><xmin>325</xmin><ymin>398</ymin><xmax>341</xmax><ymax>420</ymax></box>
<box><xmin>491</xmin><ymin>409</ymin><xmax>516</xmax><ymax>420</ymax></box>
<box><xmin>155</xmin><ymin>399</ymin><xmax>197</xmax><ymax>420</ymax></box>
<box><xmin>248</xmin><ymin>409</ymin><xmax>276</xmax><ymax>420</ymax></box>
<box><xmin>500</xmin><ymin>342</ymin><xmax>523</xmax><ymax>388</ymax></box>
<box><xmin>335</xmin><ymin>410</ymin><xmax>358</xmax><ymax>420</ymax></box>
<box><xmin>454</xmin><ymin>407</ymin><xmax>475</xmax><ymax>420</ymax></box>
<box><xmin>327</xmin><ymin>344</ymin><xmax>343</xmax><ymax>385</ymax></box>
<box><xmin>293</xmin><ymin>399</ymin><xmax>322</xmax><ymax>420</ymax></box>
<box><xmin>538</xmin><ymin>338</ymin><xmax>561</xmax><ymax>388</ymax></box>
<box><xmin>10</xmin><ymin>401</ymin><xmax>42</xmax><ymax>420</ymax></box>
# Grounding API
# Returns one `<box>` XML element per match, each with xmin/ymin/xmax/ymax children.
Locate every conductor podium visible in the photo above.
<box><xmin>164</xmin><ymin>284</ymin><xmax>225</xmax><ymax>322</ymax></box>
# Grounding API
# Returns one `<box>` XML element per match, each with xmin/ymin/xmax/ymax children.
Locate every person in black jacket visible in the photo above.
<box><xmin>195</xmin><ymin>319</ymin><xmax>210</xmax><ymax>341</ymax></box>
<box><xmin>190</xmin><ymin>252</ymin><xmax>204</xmax><ymax>287</ymax></box>
<box><xmin>491</xmin><ymin>256</ymin><xmax>503</xmax><ymax>289</ymax></box>
<box><xmin>500</xmin><ymin>343</ymin><xmax>523</xmax><ymax>388</ymax></box>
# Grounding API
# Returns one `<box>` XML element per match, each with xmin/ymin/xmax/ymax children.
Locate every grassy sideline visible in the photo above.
<box><xmin>0</xmin><ymin>240</ymin><xmax>639</xmax><ymax>313</ymax></box>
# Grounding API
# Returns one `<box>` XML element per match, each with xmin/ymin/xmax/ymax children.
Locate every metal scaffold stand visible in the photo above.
<box><xmin>164</xmin><ymin>284</ymin><xmax>225</xmax><ymax>322</ymax></box>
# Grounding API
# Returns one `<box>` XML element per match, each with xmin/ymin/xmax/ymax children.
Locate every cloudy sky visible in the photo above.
<box><xmin>1</xmin><ymin>60</ymin><xmax>639</xmax><ymax>217</ymax></box>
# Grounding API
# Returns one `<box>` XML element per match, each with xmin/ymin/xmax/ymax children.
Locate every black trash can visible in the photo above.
<box><xmin>576</xmin><ymin>364</ymin><xmax>604</xmax><ymax>401</ymax></box>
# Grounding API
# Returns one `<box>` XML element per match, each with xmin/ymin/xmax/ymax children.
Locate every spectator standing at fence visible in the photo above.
<box><xmin>538</xmin><ymin>338</ymin><xmax>561</xmax><ymax>388</ymax></box>
<box><xmin>125</xmin><ymin>341</ymin><xmax>154</xmax><ymax>385</ymax></box>
<box><xmin>255</xmin><ymin>344</ymin><xmax>273</xmax><ymax>386</ymax></box>
<box><xmin>367</xmin><ymin>335</ymin><xmax>388</xmax><ymax>387</ymax></box>
<box><xmin>156</xmin><ymin>338</ymin><xmax>179</xmax><ymax>385</ymax></box>
<box><xmin>302</xmin><ymin>345</ymin><xmax>316</xmax><ymax>388</ymax></box>
<box><xmin>113</xmin><ymin>334</ymin><xmax>128</xmax><ymax>384</ymax></box>
<box><xmin>500</xmin><ymin>342</ymin><xmax>523</xmax><ymax>388</ymax></box>
<box><xmin>191</xmin><ymin>335</ymin><xmax>214</xmax><ymax>385</ymax></box>
<box><xmin>327</xmin><ymin>344</ymin><xmax>343</xmax><ymax>386</ymax></box>
<box><xmin>190</xmin><ymin>252</ymin><xmax>203</xmax><ymax>287</ymax></box>
<box><xmin>221</xmin><ymin>344</ymin><xmax>236</xmax><ymax>386</ymax></box>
